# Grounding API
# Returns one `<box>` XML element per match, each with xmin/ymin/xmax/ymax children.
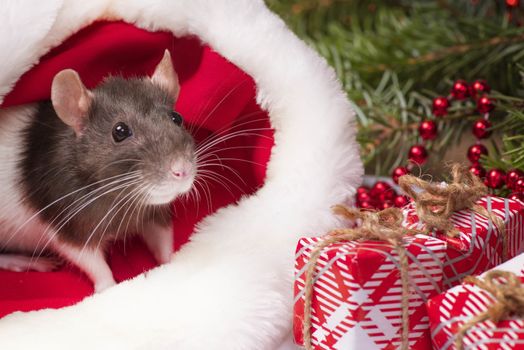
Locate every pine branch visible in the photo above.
<box><xmin>267</xmin><ymin>0</ymin><xmax>524</xmax><ymax>175</ymax></box>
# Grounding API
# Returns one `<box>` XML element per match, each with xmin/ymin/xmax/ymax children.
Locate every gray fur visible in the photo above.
<box><xmin>19</xmin><ymin>76</ymin><xmax>195</xmax><ymax>246</ymax></box>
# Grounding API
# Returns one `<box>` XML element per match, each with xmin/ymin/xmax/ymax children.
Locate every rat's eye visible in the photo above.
<box><xmin>171</xmin><ymin>111</ymin><xmax>183</xmax><ymax>126</ymax></box>
<box><xmin>112</xmin><ymin>122</ymin><xmax>132</xmax><ymax>142</ymax></box>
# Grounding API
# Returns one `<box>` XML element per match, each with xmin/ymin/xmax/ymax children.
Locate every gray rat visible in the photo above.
<box><xmin>0</xmin><ymin>50</ymin><xmax>196</xmax><ymax>292</ymax></box>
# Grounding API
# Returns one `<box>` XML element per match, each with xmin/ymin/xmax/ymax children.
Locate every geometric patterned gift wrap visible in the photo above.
<box><xmin>427</xmin><ymin>252</ymin><xmax>524</xmax><ymax>350</ymax></box>
<box><xmin>293</xmin><ymin>234</ymin><xmax>447</xmax><ymax>349</ymax></box>
<box><xmin>402</xmin><ymin>196</ymin><xmax>524</xmax><ymax>289</ymax></box>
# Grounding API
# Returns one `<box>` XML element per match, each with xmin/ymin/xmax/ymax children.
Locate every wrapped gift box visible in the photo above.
<box><xmin>402</xmin><ymin>196</ymin><xmax>524</xmax><ymax>289</ymax></box>
<box><xmin>427</xmin><ymin>252</ymin><xmax>524</xmax><ymax>350</ymax></box>
<box><xmin>293</xmin><ymin>234</ymin><xmax>447</xmax><ymax>349</ymax></box>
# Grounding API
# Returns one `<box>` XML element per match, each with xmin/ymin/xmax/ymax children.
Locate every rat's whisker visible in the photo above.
<box><xmin>93</xmin><ymin>185</ymin><xmax>147</xmax><ymax>255</ymax></box>
<box><xmin>122</xmin><ymin>184</ymin><xmax>150</xmax><ymax>253</ymax></box>
<box><xmin>186</xmin><ymin>79</ymin><xmax>231</xmax><ymax>135</ymax></box>
<box><xmin>196</xmin><ymin>160</ymin><xmax>248</xmax><ymax>188</ymax></box>
<box><xmin>2</xmin><ymin>171</ymin><xmax>141</xmax><ymax>251</ymax></box>
<box><xmin>36</xmin><ymin>173</ymin><xmax>142</xmax><ymax>242</ymax></box>
<box><xmin>197</xmin><ymin>169</ymin><xmax>244</xmax><ymax>192</ymax></box>
<box><xmin>134</xmin><ymin>185</ymin><xmax>152</xmax><ymax>237</ymax></box>
<box><xmin>189</xmin><ymin>80</ymin><xmax>248</xmax><ymax>136</ymax></box>
<box><xmin>196</xmin><ymin>171</ymin><xmax>241</xmax><ymax>199</ymax></box>
<box><xmin>86</xmin><ymin>159</ymin><xmax>143</xmax><ymax>180</ymax></box>
<box><xmin>198</xmin><ymin>157</ymin><xmax>266</xmax><ymax>168</ymax></box>
<box><xmin>197</xmin><ymin>174</ymin><xmax>236</xmax><ymax>200</ymax></box>
<box><xmin>194</xmin><ymin>178</ymin><xmax>212</xmax><ymax>213</ymax></box>
<box><xmin>195</xmin><ymin>128</ymin><xmax>273</xmax><ymax>157</ymax></box>
<box><xmin>195</xmin><ymin>128</ymin><xmax>271</xmax><ymax>156</ymax></box>
<box><xmin>32</xmin><ymin>178</ymin><xmax>142</xmax><ymax>261</ymax></box>
<box><xmin>195</xmin><ymin>145</ymin><xmax>268</xmax><ymax>164</ymax></box>
<box><xmin>44</xmin><ymin>179</ymin><xmax>142</xmax><ymax>262</ymax></box>
<box><xmin>115</xmin><ymin>185</ymin><xmax>148</xmax><ymax>243</ymax></box>
<box><xmin>193</xmin><ymin>114</ymin><xmax>269</xmax><ymax>150</ymax></box>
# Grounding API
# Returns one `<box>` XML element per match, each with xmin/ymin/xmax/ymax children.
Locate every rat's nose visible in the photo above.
<box><xmin>171</xmin><ymin>159</ymin><xmax>194</xmax><ymax>180</ymax></box>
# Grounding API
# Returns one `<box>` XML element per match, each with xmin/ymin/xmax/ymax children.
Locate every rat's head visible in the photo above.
<box><xmin>51</xmin><ymin>50</ymin><xmax>195</xmax><ymax>205</ymax></box>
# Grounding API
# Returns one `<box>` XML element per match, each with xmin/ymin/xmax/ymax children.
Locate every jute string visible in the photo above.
<box><xmin>455</xmin><ymin>270</ymin><xmax>524</xmax><ymax>350</ymax></box>
<box><xmin>302</xmin><ymin>206</ymin><xmax>418</xmax><ymax>350</ymax></box>
<box><xmin>398</xmin><ymin>163</ymin><xmax>507</xmax><ymax>260</ymax></box>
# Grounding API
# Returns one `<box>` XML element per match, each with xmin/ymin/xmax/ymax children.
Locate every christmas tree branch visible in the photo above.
<box><xmin>268</xmin><ymin>0</ymin><xmax>524</xmax><ymax>175</ymax></box>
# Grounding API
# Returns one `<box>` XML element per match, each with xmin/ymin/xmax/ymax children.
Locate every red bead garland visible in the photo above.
<box><xmin>506</xmin><ymin>170</ymin><xmax>524</xmax><ymax>190</ymax></box>
<box><xmin>485</xmin><ymin>169</ymin><xmax>506</xmax><ymax>189</ymax></box>
<box><xmin>419</xmin><ymin>120</ymin><xmax>438</xmax><ymax>140</ymax></box>
<box><xmin>408</xmin><ymin>145</ymin><xmax>428</xmax><ymax>165</ymax></box>
<box><xmin>355</xmin><ymin>77</ymin><xmax>520</xmax><ymax>209</ymax></box>
<box><xmin>355</xmin><ymin>181</ymin><xmax>411</xmax><ymax>210</ymax></box>
<box><xmin>472</xmin><ymin>118</ymin><xmax>492</xmax><ymax>139</ymax></box>
<box><xmin>469</xmin><ymin>164</ymin><xmax>487</xmax><ymax>179</ymax></box>
<box><xmin>393</xmin><ymin>195</ymin><xmax>409</xmax><ymax>208</ymax></box>
<box><xmin>370</xmin><ymin>181</ymin><xmax>391</xmax><ymax>195</ymax></box>
<box><xmin>467</xmin><ymin>144</ymin><xmax>488</xmax><ymax>163</ymax></box>
<box><xmin>515</xmin><ymin>178</ymin><xmax>524</xmax><ymax>193</ymax></box>
<box><xmin>451</xmin><ymin>80</ymin><xmax>470</xmax><ymax>100</ymax></box>
<box><xmin>356</xmin><ymin>190</ymin><xmax>371</xmax><ymax>203</ymax></box>
<box><xmin>470</xmin><ymin>80</ymin><xmax>491</xmax><ymax>99</ymax></box>
<box><xmin>391</xmin><ymin>166</ymin><xmax>410</xmax><ymax>184</ymax></box>
<box><xmin>432</xmin><ymin>96</ymin><xmax>450</xmax><ymax>117</ymax></box>
<box><xmin>477</xmin><ymin>95</ymin><xmax>495</xmax><ymax>114</ymax></box>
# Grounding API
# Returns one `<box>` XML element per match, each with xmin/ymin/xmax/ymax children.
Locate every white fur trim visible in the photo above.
<box><xmin>0</xmin><ymin>1</ymin><xmax>363</xmax><ymax>349</ymax></box>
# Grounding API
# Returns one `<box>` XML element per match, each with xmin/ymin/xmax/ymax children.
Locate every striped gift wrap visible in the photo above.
<box><xmin>403</xmin><ymin>196</ymin><xmax>524</xmax><ymax>289</ymax></box>
<box><xmin>427</xmin><ymin>252</ymin><xmax>524</xmax><ymax>350</ymax></box>
<box><xmin>293</xmin><ymin>234</ymin><xmax>447</xmax><ymax>349</ymax></box>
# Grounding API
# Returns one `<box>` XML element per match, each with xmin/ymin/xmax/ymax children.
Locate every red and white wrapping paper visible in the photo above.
<box><xmin>403</xmin><ymin>196</ymin><xmax>524</xmax><ymax>289</ymax></box>
<box><xmin>293</xmin><ymin>234</ymin><xmax>447</xmax><ymax>349</ymax></box>
<box><xmin>427</xmin><ymin>252</ymin><xmax>524</xmax><ymax>350</ymax></box>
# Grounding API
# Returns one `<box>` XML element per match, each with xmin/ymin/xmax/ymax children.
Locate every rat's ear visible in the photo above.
<box><xmin>150</xmin><ymin>50</ymin><xmax>180</xmax><ymax>100</ymax></box>
<box><xmin>51</xmin><ymin>69</ymin><xmax>93</xmax><ymax>136</ymax></box>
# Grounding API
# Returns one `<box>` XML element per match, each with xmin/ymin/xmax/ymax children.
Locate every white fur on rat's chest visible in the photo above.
<box><xmin>0</xmin><ymin>105</ymin><xmax>52</xmax><ymax>252</ymax></box>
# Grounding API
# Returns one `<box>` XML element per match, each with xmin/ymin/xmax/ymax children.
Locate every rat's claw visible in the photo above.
<box><xmin>0</xmin><ymin>254</ymin><xmax>62</xmax><ymax>272</ymax></box>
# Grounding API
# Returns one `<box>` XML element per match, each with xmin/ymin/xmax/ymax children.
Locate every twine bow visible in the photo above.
<box><xmin>455</xmin><ymin>270</ymin><xmax>524</xmax><ymax>350</ymax></box>
<box><xmin>302</xmin><ymin>206</ymin><xmax>417</xmax><ymax>350</ymax></box>
<box><xmin>398</xmin><ymin>163</ymin><xmax>507</xmax><ymax>260</ymax></box>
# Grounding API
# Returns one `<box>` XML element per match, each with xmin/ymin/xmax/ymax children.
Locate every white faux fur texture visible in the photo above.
<box><xmin>0</xmin><ymin>0</ymin><xmax>363</xmax><ymax>349</ymax></box>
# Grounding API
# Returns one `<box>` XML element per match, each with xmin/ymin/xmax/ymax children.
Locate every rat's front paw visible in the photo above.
<box><xmin>141</xmin><ymin>224</ymin><xmax>174</xmax><ymax>265</ymax></box>
<box><xmin>94</xmin><ymin>276</ymin><xmax>117</xmax><ymax>293</ymax></box>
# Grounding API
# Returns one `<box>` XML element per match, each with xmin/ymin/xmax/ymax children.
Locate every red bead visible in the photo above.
<box><xmin>370</xmin><ymin>181</ymin><xmax>392</xmax><ymax>196</ymax></box>
<box><xmin>451</xmin><ymin>80</ymin><xmax>470</xmax><ymax>100</ymax></box>
<box><xmin>408</xmin><ymin>144</ymin><xmax>428</xmax><ymax>165</ymax></box>
<box><xmin>391</xmin><ymin>166</ymin><xmax>410</xmax><ymax>184</ymax></box>
<box><xmin>516</xmin><ymin>178</ymin><xmax>524</xmax><ymax>193</ymax></box>
<box><xmin>467</xmin><ymin>144</ymin><xmax>488</xmax><ymax>163</ymax></box>
<box><xmin>506</xmin><ymin>170</ymin><xmax>524</xmax><ymax>190</ymax></box>
<box><xmin>508</xmin><ymin>192</ymin><xmax>524</xmax><ymax>202</ymax></box>
<box><xmin>358</xmin><ymin>201</ymin><xmax>374</xmax><ymax>210</ymax></box>
<box><xmin>469</xmin><ymin>164</ymin><xmax>487</xmax><ymax>179</ymax></box>
<box><xmin>393</xmin><ymin>195</ymin><xmax>409</xmax><ymax>208</ymax></box>
<box><xmin>432</xmin><ymin>96</ymin><xmax>450</xmax><ymax>117</ymax></box>
<box><xmin>357</xmin><ymin>186</ymin><xmax>370</xmax><ymax>195</ymax></box>
<box><xmin>419</xmin><ymin>120</ymin><xmax>438</xmax><ymax>140</ymax></box>
<box><xmin>379</xmin><ymin>201</ymin><xmax>394</xmax><ymax>210</ymax></box>
<box><xmin>506</xmin><ymin>0</ymin><xmax>520</xmax><ymax>7</ymax></box>
<box><xmin>469</xmin><ymin>80</ymin><xmax>491</xmax><ymax>99</ymax></box>
<box><xmin>485</xmin><ymin>168</ymin><xmax>506</xmax><ymax>189</ymax></box>
<box><xmin>357</xmin><ymin>191</ymin><xmax>372</xmax><ymax>203</ymax></box>
<box><xmin>477</xmin><ymin>95</ymin><xmax>495</xmax><ymax>114</ymax></box>
<box><xmin>472</xmin><ymin>118</ymin><xmax>492</xmax><ymax>139</ymax></box>
<box><xmin>378</xmin><ymin>190</ymin><xmax>396</xmax><ymax>202</ymax></box>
